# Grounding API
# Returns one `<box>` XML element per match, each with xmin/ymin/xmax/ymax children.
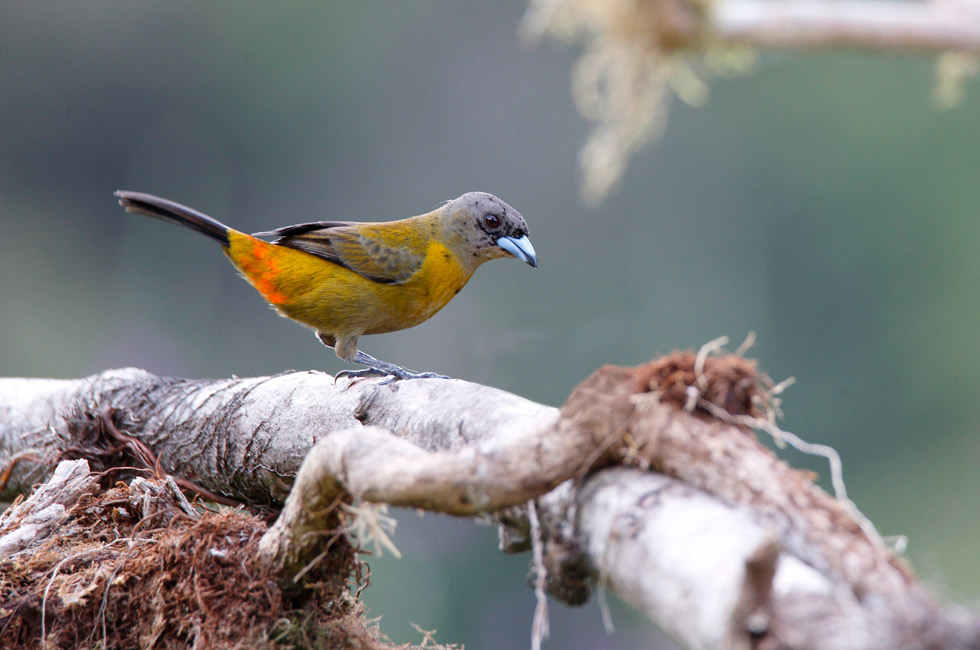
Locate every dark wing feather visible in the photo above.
<box><xmin>252</xmin><ymin>221</ymin><xmax>355</xmax><ymax>238</ymax></box>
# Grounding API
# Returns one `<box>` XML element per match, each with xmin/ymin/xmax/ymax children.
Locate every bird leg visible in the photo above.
<box><xmin>316</xmin><ymin>331</ymin><xmax>448</xmax><ymax>382</ymax></box>
<box><xmin>336</xmin><ymin>351</ymin><xmax>450</xmax><ymax>383</ymax></box>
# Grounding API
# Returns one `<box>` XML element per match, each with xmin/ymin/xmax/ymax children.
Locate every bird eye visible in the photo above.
<box><xmin>484</xmin><ymin>214</ymin><xmax>500</xmax><ymax>228</ymax></box>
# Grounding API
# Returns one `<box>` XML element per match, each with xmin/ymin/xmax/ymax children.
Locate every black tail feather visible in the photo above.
<box><xmin>115</xmin><ymin>190</ymin><xmax>231</xmax><ymax>246</ymax></box>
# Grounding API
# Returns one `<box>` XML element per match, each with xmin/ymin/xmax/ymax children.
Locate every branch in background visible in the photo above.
<box><xmin>715</xmin><ymin>0</ymin><xmax>980</xmax><ymax>52</ymax></box>
<box><xmin>523</xmin><ymin>0</ymin><xmax>980</xmax><ymax>203</ymax></box>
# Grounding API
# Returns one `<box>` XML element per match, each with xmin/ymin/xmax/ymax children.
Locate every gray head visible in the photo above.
<box><xmin>441</xmin><ymin>192</ymin><xmax>537</xmax><ymax>269</ymax></box>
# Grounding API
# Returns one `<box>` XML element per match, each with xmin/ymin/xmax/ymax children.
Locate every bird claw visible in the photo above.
<box><xmin>335</xmin><ymin>368</ymin><xmax>450</xmax><ymax>385</ymax></box>
<box><xmin>335</xmin><ymin>368</ymin><xmax>386</xmax><ymax>381</ymax></box>
<box><xmin>379</xmin><ymin>370</ymin><xmax>450</xmax><ymax>384</ymax></box>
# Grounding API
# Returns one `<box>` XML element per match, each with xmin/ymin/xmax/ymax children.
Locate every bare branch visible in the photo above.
<box><xmin>715</xmin><ymin>0</ymin><xmax>980</xmax><ymax>53</ymax></box>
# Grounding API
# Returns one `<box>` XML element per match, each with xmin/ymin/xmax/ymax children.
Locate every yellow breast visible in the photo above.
<box><xmin>390</xmin><ymin>239</ymin><xmax>474</xmax><ymax>331</ymax></box>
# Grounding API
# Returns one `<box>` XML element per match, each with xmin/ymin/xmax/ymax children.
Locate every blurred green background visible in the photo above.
<box><xmin>3</xmin><ymin>1</ymin><xmax>979</xmax><ymax>648</ymax></box>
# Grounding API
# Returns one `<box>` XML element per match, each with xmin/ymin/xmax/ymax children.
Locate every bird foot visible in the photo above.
<box><xmin>335</xmin><ymin>367</ymin><xmax>450</xmax><ymax>385</ymax></box>
<box><xmin>337</xmin><ymin>349</ymin><xmax>451</xmax><ymax>384</ymax></box>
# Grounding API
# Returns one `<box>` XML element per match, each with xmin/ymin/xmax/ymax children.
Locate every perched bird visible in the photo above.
<box><xmin>115</xmin><ymin>190</ymin><xmax>537</xmax><ymax>380</ymax></box>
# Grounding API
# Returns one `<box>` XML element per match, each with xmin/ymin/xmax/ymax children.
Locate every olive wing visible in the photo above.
<box><xmin>255</xmin><ymin>221</ymin><xmax>425</xmax><ymax>285</ymax></box>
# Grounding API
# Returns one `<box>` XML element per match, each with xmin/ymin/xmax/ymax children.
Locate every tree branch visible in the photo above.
<box><xmin>0</xmin><ymin>368</ymin><xmax>558</xmax><ymax>505</ymax></box>
<box><xmin>2</xmin><ymin>358</ymin><xmax>976</xmax><ymax>649</ymax></box>
<box><xmin>715</xmin><ymin>0</ymin><xmax>980</xmax><ymax>52</ymax></box>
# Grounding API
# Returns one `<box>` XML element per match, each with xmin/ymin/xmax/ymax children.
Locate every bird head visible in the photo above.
<box><xmin>442</xmin><ymin>192</ymin><xmax>537</xmax><ymax>270</ymax></box>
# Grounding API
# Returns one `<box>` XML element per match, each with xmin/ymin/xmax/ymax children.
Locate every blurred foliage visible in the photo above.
<box><xmin>2</xmin><ymin>1</ymin><xmax>980</xmax><ymax>648</ymax></box>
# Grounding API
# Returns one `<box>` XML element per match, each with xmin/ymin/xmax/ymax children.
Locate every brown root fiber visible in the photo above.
<box><xmin>637</xmin><ymin>350</ymin><xmax>773</xmax><ymax>418</ymax></box>
<box><xmin>559</xmin><ymin>352</ymin><xmax>925</xmax><ymax>605</ymax></box>
<box><xmin>0</xmin><ymin>475</ymin><xmax>416</xmax><ymax>650</ymax></box>
<box><xmin>58</xmin><ymin>407</ymin><xmax>243</xmax><ymax>509</ymax></box>
<box><xmin>558</xmin><ymin>351</ymin><xmax>777</xmax><ymax>468</ymax></box>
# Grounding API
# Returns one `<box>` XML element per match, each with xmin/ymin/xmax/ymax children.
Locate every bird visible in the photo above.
<box><xmin>114</xmin><ymin>190</ymin><xmax>537</xmax><ymax>380</ymax></box>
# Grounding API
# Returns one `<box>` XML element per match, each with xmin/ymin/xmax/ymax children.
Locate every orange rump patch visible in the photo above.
<box><xmin>236</xmin><ymin>238</ymin><xmax>290</xmax><ymax>305</ymax></box>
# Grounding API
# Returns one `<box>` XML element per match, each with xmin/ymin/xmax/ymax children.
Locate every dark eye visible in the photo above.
<box><xmin>484</xmin><ymin>213</ymin><xmax>500</xmax><ymax>228</ymax></box>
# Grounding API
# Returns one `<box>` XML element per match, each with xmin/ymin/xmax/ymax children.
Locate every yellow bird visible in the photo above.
<box><xmin>115</xmin><ymin>190</ymin><xmax>537</xmax><ymax>380</ymax></box>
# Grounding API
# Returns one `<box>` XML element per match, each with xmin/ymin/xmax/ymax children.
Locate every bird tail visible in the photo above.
<box><xmin>115</xmin><ymin>190</ymin><xmax>231</xmax><ymax>247</ymax></box>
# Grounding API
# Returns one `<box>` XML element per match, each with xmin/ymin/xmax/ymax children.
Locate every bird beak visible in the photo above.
<box><xmin>496</xmin><ymin>235</ymin><xmax>538</xmax><ymax>268</ymax></box>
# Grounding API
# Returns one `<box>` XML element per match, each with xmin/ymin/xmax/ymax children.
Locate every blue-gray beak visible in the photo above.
<box><xmin>497</xmin><ymin>235</ymin><xmax>537</xmax><ymax>268</ymax></box>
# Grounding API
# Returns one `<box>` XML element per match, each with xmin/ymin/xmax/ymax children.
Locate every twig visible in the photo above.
<box><xmin>528</xmin><ymin>499</ymin><xmax>550</xmax><ymax>650</ymax></box>
<box><xmin>344</xmin><ymin>502</ymin><xmax>402</xmax><ymax>559</ymax></box>
<box><xmin>694</xmin><ymin>336</ymin><xmax>729</xmax><ymax>391</ymax></box>
<box><xmin>0</xmin><ymin>451</ymin><xmax>40</xmax><ymax>493</ymax></box>
<box><xmin>292</xmin><ymin>529</ymin><xmax>345</xmax><ymax>583</ymax></box>
<box><xmin>98</xmin><ymin>408</ymin><xmax>243</xmax><ymax>508</ymax></box>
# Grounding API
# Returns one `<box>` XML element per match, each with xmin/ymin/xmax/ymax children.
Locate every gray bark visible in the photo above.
<box><xmin>0</xmin><ymin>366</ymin><xmax>975</xmax><ymax>650</ymax></box>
